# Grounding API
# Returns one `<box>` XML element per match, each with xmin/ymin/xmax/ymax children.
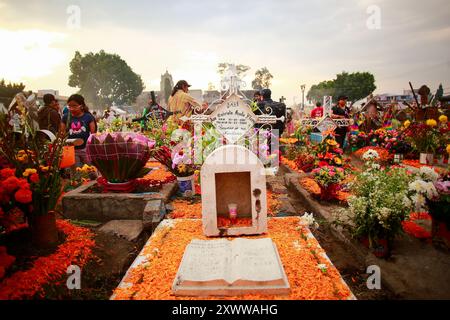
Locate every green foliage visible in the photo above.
<box><xmin>68</xmin><ymin>50</ymin><xmax>144</xmax><ymax>108</ymax></box>
<box><xmin>0</xmin><ymin>79</ymin><xmax>25</xmax><ymax>106</ymax></box>
<box><xmin>307</xmin><ymin>71</ymin><xmax>376</xmax><ymax>103</ymax></box>
<box><xmin>251</xmin><ymin>67</ymin><xmax>273</xmax><ymax>90</ymax></box>
<box><xmin>335</xmin><ymin>163</ymin><xmax>413</xmax><ymax>244</ymax></box>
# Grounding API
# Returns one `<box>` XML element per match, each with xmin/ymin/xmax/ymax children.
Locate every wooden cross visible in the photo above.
<box><xmin>279</xmin><ymin>96</ymin><xmax>286</xmax><ymax>104</ymax></box>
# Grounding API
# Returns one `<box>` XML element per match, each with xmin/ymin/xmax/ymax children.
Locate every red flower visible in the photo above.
<box><xmin>14</xmin><ymin>188</ymin><xmax>32</xmax><ymax>204</ymax></box>
<box><xmin>29</xmin><ymin>173</ymin><xmax>40</xmax><ymax>184</ymax></box>
<box><xmin>0</xmin><ymin>168</ymin><xmax>15</xmax><ymax>180</ymax></box>
<box><xmin>3</xmin><ymin>176</ymin><xmax>20</xmax><ymax>193</ymax></box>
<box><xmin>18</xmin><ymin>178</ymin><xmax>30</xmax><ymax>190</ymax></box>
<box><xmin>318</xmin><ymin>161</ymin><xmax>329</xmax><ymax>167</ymax></box>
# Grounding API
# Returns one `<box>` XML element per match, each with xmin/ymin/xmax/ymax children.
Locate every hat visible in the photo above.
<box><xmin>260</xmin><ymin>88</ymin><xmax>272</xmax><ymax>100</ymax></box>
<box><xmin>338</xmin><ymin>95</ymin><xmax>348</xmax><ymax>101</ymax></box>
<box><xmin>176</xmin><ymin>80</ymin><xmax>191</xmax><ymax>88</ymax></box>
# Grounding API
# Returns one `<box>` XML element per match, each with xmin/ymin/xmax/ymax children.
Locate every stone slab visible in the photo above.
<box><xmin>99</xmin><ymin>220</ymin><xmax>144</xmax><ymax>242</ymax></box>
<box><xmin>62</xmin><ymin>181</ymin><xmax>176</xmax><ymax>222</ymax></box>
<box><xmin>142</xmin><ymin>199</ymin><xmax>166</xmax><ymax>230</ymax></box>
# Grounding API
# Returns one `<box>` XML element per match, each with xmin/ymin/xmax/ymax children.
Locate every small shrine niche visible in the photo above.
<box><xmin>201</xmin><ymin>145</ymin><xmax>267</xmax><ymax>237</ymax></box>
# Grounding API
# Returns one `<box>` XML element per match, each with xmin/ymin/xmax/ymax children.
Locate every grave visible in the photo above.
<box><xmin>172</xmin><ymin>238</ymin><xmax>290</xmax><ymax>296</ymax></box>
<box><xmin>201</xmin><ymin>144</ymin><xmax>268</xmax><ymax>237</ymax></box>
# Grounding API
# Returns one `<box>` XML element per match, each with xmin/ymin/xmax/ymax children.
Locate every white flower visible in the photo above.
<box><xmin>418</xmin><ymin>167</ymin><xmax>439</xmax><ymax>183</ymax></box>
<box><xmin>362</xmin><ymin>149</ymin><xmax>379</xmax><ymax>161</ymax></box>
<box><xmin>371</xmin><ymin>163</ymin><xmax>381</xmax><ymax>170</ymax></box>
<box><xmin>402</xmin><ymin>196</ymin><xmax>412</xmax><ymax>208</ymax></box>
<box><xmin>299</xmin><ymin>212</ymin><xmax>319</xmax><ymax>229</ymax></box>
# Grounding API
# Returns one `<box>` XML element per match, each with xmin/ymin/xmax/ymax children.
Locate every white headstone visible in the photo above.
<box><xmin>201</xmin><ymin>144</ymin><xmax>267</xmax><ymax>237</ymax></box>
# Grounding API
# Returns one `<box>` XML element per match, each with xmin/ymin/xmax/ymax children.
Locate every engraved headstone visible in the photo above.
<box><xmin>172</xmin><ymin>238</ymin><xmax>290</xmax><ymax>296</ymax></box>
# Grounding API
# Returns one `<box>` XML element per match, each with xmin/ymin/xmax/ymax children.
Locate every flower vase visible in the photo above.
<box><xmin>360</xmin><ymin>237</ymin><xmax>391</xmax><ymax>258</ymax></box>
<box><xmin>393</xmin><ymin>154</ymin><xmax>403</xmax><ymax>164</ymax></box>
<box><xmin>98</xmin><ymin>178</ymin><xmax>136</xmax><ymax>193</ymax></box>
<box><xmin>30</xmin><ymin>211</ymin><xmax>58</xmax><ymax>248</ymax></box>
<box><xmin>177</xmin><ymin>175</ymin><xmax>195</xmax><ymax>197</ymax></box>
<box><xmin>436</xmin><ymin>155</ymin><xmax>445</xmax><ymax>165</ymax></box>
<box><xmin>419</xmin><ymin>153</ymin><xmax>433</xmax><ymax>165</ymax></box>
<box><xmin>319</xmin><ymin>183</ymin><xmax>341</xmax><ymax>201</ymax></box>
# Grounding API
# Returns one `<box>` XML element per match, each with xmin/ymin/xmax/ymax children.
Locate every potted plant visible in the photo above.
<box><xmin>86</xmin><ymin>132</ymin><xmax>155</xmax><ymax>192</ymax></box>
<box><xmin>404</xmin><ymin>121</ymin><xmax>440</xmax><ymax>164</ymax></box>
<box><xmin>311</xmin><ymin>165</ymin><xmax>345</xmax><ymax>201</ymax></box>
<box><xmin>335</xmin><ymin>150</ymin><xmax>414</xmax><ymax>258</ymax></box>
<box><xmin>408</xmin><ymin>168</ymin><xmax>450</xmax><ymax>248</ymax></box>
<box><xmin>152</xmin><ymin>145</ymin><xmax>196</xmax><ymax>197</ymax></box>
<box><xmin>0</xmin><ymin>106</ymin><xmax>67</xmax><ymax>248</ymax></box>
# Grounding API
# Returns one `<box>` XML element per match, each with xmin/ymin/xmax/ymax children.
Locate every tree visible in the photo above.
<box><xmin>217</xmin><ymin>63</ymin><xmax>250</xmax><ymax>76</ymax></box>
<box><xmin>307</xmin><ymin>80</ymin><xmax>335</xmax><ymax>103</ymax></box>
<box><xmin>307</xmin><ymin>71</ymin><xmax>376</xmax><ymax>103</ymax></box>
<box><xmin>68</xmin><ymin>50</ymin><xmax>144</xmax><ymax>109</ymax></box>
<box><xmin>334</xmin><ymin>71</ymin><xmax>376</xmax><ymax>102</ymax></box>
<box><xmin>0</xmin><ymin>79</ymin><xmax>25</xmax><ymax>106</ymax></box>
<box><xmin>251</xmin><ymin>67</ymin><xmax>273</xmax><ymax>90</ymax></box>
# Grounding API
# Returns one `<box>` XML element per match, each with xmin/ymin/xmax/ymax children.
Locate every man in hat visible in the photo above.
<box><xmin>168</xmin><ymin>80</ymin><xmax>202</xmax><ymax>120</ymax></box>
<box><xmin>359</xmin><ymin>101</ymin><xmax>381</xmax><ymax>133</ymax></box>
<box><xmin>332</xmin><ymin>95</ymin><xmax>350</xmax><ymax>148</ymax></box>
<box><xmin>38</xmin><ymin>93</ymin><xmax>61</xmax><ymax>134</ymax></box>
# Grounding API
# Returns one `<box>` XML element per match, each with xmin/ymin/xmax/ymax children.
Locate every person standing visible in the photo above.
<box><xmin>310</xmin><ymin>101</ymin><xmax>324</xmax><ymax>118</ymax></box>
<box><xmin>332</xmin><ymin>95</ymin><xmax>350</xmax><ymax>148</ymax></box>
<box><xmin>38</xmin><ymin>93</ymin><xmax>61</xmax><ymax>134</ymax></box>
<box><xmin>168</xmin><ymin>80</ymin><xmax>202</xmax><ymax>121</ymax></box>
<box><xmin>60</xmin><ymin>94</ymin><xmax>96</xmax><ymax>166</ymax></box>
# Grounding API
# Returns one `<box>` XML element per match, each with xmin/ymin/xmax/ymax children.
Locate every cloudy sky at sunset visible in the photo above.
<box><xmin>0</xmin><ymin>0</ymin><xmax>449</xmax><ymax>105</ymax></box>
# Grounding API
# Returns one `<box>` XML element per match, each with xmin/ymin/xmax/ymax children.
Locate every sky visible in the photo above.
<box><xmin>0</xmin><ymin>0</ymin><xmax>449</xmax><ymax>106</ymax></box>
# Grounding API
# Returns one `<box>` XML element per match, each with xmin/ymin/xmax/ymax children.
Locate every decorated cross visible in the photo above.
<box><xmin>180</xmin><ymin>65</ymin><xmax>284</xmax><ymax>144</ymax></box>
<box><xmin>298</xmin><ymin>96</ymin><xmax>353</xmax><ymax>136</ymax></box>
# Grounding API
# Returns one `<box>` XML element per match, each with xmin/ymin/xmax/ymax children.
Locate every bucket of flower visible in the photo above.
<box><xmin>416</xmin><ymin>169</ymin><xmax>450</xmax><ymax>249</ymax></box>
<box><xmin>311</xmin><ymin>166</ymin><xmax>345</xmax><ymax>201</ymax></box>
<box><xmin>86</xmin><ymin>132</ymin><xmax>155</xmax><ymax>193</ymax></box>
<box><xmin>152</xmin><ymin>145</ymin><xmax>197</xmax><ymax>198</ymax></box>
<box><xmin>404</xmin><ymin>120</ymin><xmax>440</xmax><ymax>165</ymax></box>
<box><xmin>334</xmin><ymin>149</ymin><xmax>418</xmax><ymax>259</ymax></box>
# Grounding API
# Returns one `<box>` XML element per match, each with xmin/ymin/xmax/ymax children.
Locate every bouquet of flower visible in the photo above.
<box><xmin>315</xmin><ymin>138</ymin><xmax>344</xmax><ymax>167</ymax></box>
<box><xmin>404</xmin><ymin>122</ymin><xmax>440</xmax><ymax>154</ymax></box>
<box><xmin>348</xmin><ymin>131</ymin><xmax>368</xmax><ymax>150</ymax></box>
<box><xmin>86</xmin><ymin>132</ymin><xmax>155</xmax><ymax>183</ymax></box>
<box><xmin>312</xmin><ymin>166</ymin><xmax>345</xmax><ymax>187</ymax></box>
<box><xmin>152</xmin><ymin>145</ymin><xmax>196</xmax><ymax>178</ymax></box>
<box><xmin>335</xmin><ymin>164</ymin><xmax>414</xmax><ymax>249</ymax></box>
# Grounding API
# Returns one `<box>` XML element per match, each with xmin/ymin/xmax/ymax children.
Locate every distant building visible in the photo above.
<box><xmin>36</xmin><ymin>90</ymin><xmax>68</xmax><ymax>108</ymax></box>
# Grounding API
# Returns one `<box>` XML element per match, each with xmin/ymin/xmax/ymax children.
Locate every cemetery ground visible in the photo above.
<box><xmin>2</xmin><ymin>158</ymin><xmax>449</xmax><ymax>300</ymax></box>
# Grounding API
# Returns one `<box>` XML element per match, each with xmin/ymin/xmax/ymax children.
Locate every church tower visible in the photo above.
<box><xmin>160</xmin><ymin>70</ymin><xmax>174</xmax><ymax>107</ymax></box>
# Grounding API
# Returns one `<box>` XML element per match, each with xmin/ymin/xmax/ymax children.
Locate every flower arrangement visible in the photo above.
<box><xmin>312</xmin><ymin>166</ymin><xmax>345</xmax><ymax>188</ymax></box>
<box><xmin>152</xmin><ymin>145</ymin><xmax>196</xmax><ymax>178</ymax></box>
<box><xmin>335</xmin><ymin>157</ymin><xmax>414</xmax><ymax>255</ymax></box>
<box><xmin>1</xmin><ymin>101</ymin><xmax>68</xmax><ymax>247</ymax></box>
<box><xmin>86</xmin><ymin>133</ymin><xmax>155</xmax><ymax>183</ymax></box>
<box><xmin>314</xmin><ymin>138</ymin><xmax>344</xmax><ymax>168</ymax></box>
<box><xmin>404</xmin><ymin>122</ymin><xmax>440</xmax><ymax>154</ymax></box>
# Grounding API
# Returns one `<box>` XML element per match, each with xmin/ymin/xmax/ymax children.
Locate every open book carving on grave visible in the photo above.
<box><xmin>201</xmin><ymin>144</ymin><xmax>267</xmax><ymax>237</ymax></box>
<box><xmin>172</xmin><ymin>238</ymin><xmax>290</xmax><ymax>296</ymax></box>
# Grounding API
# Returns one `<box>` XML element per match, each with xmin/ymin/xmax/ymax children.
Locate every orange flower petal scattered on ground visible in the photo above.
<box><xmin>267</xmin><ymin>190</ymin><xmax>282</xmax><ymax>217</ymax></box>
<box><xmin>142</xmin><ymin>166</ymin><xmax>175</xmax><ymax>183</ymax></box>
<box><xmin>300</xmin><ymin>177</ymin><xmax>321</xmax><ymax>195</ymax></box>
<box><xmin>400</xmin><ymin>160</ymin><xmax>443</xmax><ymax>174</ymax></box>
<box><xmin>281</xmin><ymin>156</ymin><xmax>302</xmax><ymax>172</ymax></box>
<box><xmin>217</xmin><ymin>217</ymin><xmax>253</xmax><ymax>228</ymax></box>
<box><xmin>112</xmin><ymin>218</ymin><xmax>353</xmax><ymax>300</ymax></box>
<box><xmin>0</xmin><ymin>220</ymin><xmax>95</xmax><ymax>300</ymax></box>
<box><xmin>170</xmin><ymin>192</ymin><xmax>282</xmax><ymax>219</ymax></box>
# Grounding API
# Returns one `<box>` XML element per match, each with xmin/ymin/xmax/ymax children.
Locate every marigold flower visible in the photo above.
<box><xmin>3</xmin><ymin>176</ymin><xmax>21</xmax><ymax>193</ymax></box>
<box><xmin>0</xmin><ymin>168</ymin><xmax>15</xmax><ymax>180</ymax></box>
<box><xmin>439</xmin><ymin>115</ymin><xmax>448</xmax><ymax>123</ymax></box>
<box><xmin>14</xmin><ymin>188</ymin><xmax>32</xmax><ymax>204</ymax></box>
<box><xmin>447</xmin><ymin>144</ymin><xmax>450</xmax><ymax>155</ymax></box>
<box><xmin>404</xmin><ymin>120</ymin><xmax>411</xmax><ymax>128</ymax></box>
<box><xmin>22</xmin><ymin>168</ymin><xmax>37</xmax><ymax>177</ymax></box>
<box><xmin>426</xmin><ymin>119</ymin><xmax>437</xmax><ymax>127</ymax></box>
<box><xmin>30</xmin><ymin>173</ymin><xmax>40</xmax><ymax>183</ymax></box>
<box><xmin>39</xmin><ymin>166</ymin><xmax>49</xmax><ymax>173</ymax></box>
